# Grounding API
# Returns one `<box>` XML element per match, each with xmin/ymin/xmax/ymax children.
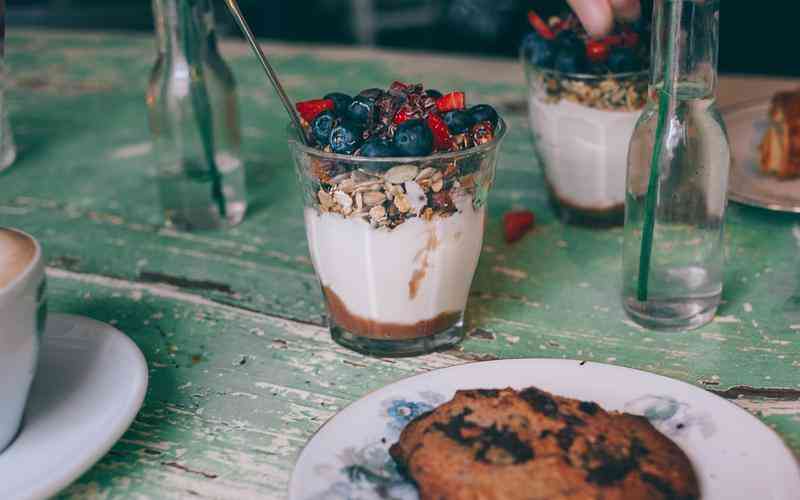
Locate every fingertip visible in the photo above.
<box><xmin>566</xmin><ymin>0</ymin><xmax>615</xmax><ymax>37</ymax></box>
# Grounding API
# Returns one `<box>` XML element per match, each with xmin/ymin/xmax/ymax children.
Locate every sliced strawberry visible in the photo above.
<box><xmin>603</xmin><ymin>34</ymin><xmax>624</xmax><ymax>47</ymax></box>
<box><xmin>393</xmin><ymin>107</ymin><xmax>414</xmax><ymax>125</ymax></box>
<box><xmin>527</xmin><ymin>10</ymin><xmax>555</xmax><ymax>40</ymax></box>
<box><xmin>503</xmin><ymin>210</ymin><xmax>535</xmax><ymax>243</ymax></box>
<box><xmin>296</xmin><ymin>99</ymin><xmax>334</xmax><ymax>123</ymax></box>
<box><xmin>426</xmin><ymin>113</ymin><xmax>453</xmax><ymax>151</ymax></box>
<box><xmin>435</xmin><ymin>91</ymin><xmax>466</xmax><ymax>113</ymax></box>
<box><xmin>586</xmin><ymin>40</ymin><xmax>610</xmax><ymax>63</ymax></box>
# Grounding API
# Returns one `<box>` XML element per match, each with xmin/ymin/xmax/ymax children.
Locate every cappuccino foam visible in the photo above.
<box><xmin>0</xmin><ymin>229</ymin><xmax>37</xmax><ymax>289</ymax></box>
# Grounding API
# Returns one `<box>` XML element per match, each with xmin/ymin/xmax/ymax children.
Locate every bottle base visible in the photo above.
<box><xmin>163</xmin><ymin>201</ymin><xmax>247</xmax><ymax>232</ymax></box>
<box><xmin>623</xmin><ymin>296</ymin><xmax>719</xmax><ymax>332</ymax></box>
<box><xmin>330</xmin><ymin>323</ymin><xmax>464</xmax><ymax>358</ymax></box>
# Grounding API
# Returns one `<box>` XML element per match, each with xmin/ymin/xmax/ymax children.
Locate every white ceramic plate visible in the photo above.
<box><xmin>724</xmin><ymin>99</ymin><xmax>800</xmax><ymax>213</ymax></box>
<box><xmin>0</xmin><ymin>314</ymin><xmax>148</xmax><ymax>500</ymax></box>
<box><xmin>290</xmin><ymin>359</ymin><xmax>800</xmax><ymax>500</ymax></box>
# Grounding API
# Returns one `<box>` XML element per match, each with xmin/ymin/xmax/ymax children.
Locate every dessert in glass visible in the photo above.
<box><xmin>288</xmin><ymin>82</ymin><xmax>505</xmax><ymax>356</ymax></box>
<box><xmin>521</xmin><ymin>11</ymin><xmax>650</xmax><ymax>226</ymax></box>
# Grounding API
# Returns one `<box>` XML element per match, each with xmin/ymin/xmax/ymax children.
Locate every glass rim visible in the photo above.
<box><xmin>287</xmin><ymin>117</ymin><xmax>508</xmax><ymax>163</ymax></box>
<box><xmin>519</xmin><ymin>50</ymin><xmax>650</xmax><ymax>81</ymax></box>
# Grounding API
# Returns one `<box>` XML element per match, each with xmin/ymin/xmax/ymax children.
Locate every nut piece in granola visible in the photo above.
<box><xmin>385</xmin><ymin>165</ymin><xmax>419</xmax><ymax>185</ymax></box>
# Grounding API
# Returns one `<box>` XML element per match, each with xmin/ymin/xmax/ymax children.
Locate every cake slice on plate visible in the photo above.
<box><xmin>760</xmin><ymin>89</ymin><xmax>800</xmax><ymax>178</ymax></box>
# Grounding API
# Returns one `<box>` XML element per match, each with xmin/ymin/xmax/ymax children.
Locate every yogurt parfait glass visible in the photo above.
<box><xmin>523</xmin><ymin>60</ymin><xmax>648</xmax><ymax>226</ymax></box>
<box><xmin>288</xmin><ymin>119</ymin><xmax>506</xmax><ymax>357</ymax></box>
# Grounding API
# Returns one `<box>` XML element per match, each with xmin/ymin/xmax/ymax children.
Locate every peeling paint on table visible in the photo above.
<box><xmin>0</xmin><ymin>30</ymin><xmax>798</xmax><ymax>499</ymax></box>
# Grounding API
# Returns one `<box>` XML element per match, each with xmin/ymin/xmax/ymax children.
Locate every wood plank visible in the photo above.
<box><xmin>43</xmin><ymin>270</ymin><xmax>799</xmax><ymax>498</ymax></box>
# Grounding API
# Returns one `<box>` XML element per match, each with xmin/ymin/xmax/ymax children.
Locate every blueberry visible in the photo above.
<box><xmin>310</xmin><ymin>110</ymin><xmax>337</xmax><ymax>146</ymax></box>
<box><xmin>425</xmin><ymin>89</ymin><xmax>443</xmax><ymax>99</ymax></box>
<box><xmin>442</xmin><ymin>110</ymin><xmax>475</xmax><ymax>134</ymax></box>
<box><xmin>468</xmin><ymin>104</ymin><xmax>498</xmax><ymax>128</ymax></box>
<box><xmin>608</xmin><ymin>47</ymin><xmax>640</xmax><ymax>73</ymax></box>
<box><xmin>521</xmin><ymin>32</ymin><xmax>555</xmax><ymax>68</ymax></box>
<box><xmin>554</xmin><ymin>46</ymin><xmax>585</xmax><ymax>74</ymax></box>
<box><xmin>358</xmin><ymin>137</ymin><xmax>397</xmax><ymax>158</ymax></box>
<box><xmin>346</xmin><ymin>96</ymin><xmax>375</xmax><ymax>125</ymax></box>
<box><xmin>358</xmin><ymin>88</ymin><xmax>384</xmax><ymax>101</ymax></box>
<box><xmin>329</xmin><ymin>121</ymin><xmax>363</xmax><ymax>155</ymax></box>
<box><xmin>323</xmin><ymin>92</ymin><xmax>352</xmax><ymax>115</ymax></box>
<box><xmin>392</xmin><ymin>119</ymin><xmax>433</xmax><ymax>157</ymax></box>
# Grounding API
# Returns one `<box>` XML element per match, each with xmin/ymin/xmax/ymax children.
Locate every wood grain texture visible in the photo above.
<box><xmin>0</xmin><ymin>30</ymin><xmax>797</xmax><ymax>498</ymax></box>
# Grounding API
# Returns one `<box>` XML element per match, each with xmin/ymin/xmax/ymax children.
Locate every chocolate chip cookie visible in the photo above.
<box><xmin>389</xmin><ymin>387</ymin><xmax>699</xmax><ymax>500</ymax></box>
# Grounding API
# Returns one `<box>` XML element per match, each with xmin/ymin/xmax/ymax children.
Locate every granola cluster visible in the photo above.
<box><xmin>537</xmin><ymin>73</ymin><xmax>648</xmax><ymax>111</ymax></box>
<box><xmin>311</xmin><ymin>160</ymin><xmax>484</xmax><ymax>229</ymax></box>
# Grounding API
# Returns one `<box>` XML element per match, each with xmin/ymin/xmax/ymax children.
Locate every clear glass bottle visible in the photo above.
<box><xmin>622</xmin><ymin>0</ymin><xmax>730</xmax><ymax>330</ymax></box>
<box><xmin>0</xmin><ymin>6</ymin><xmax>17</xmax><ymax>172</ymax></box>
<box><xmin>147</xmin><ymin>0</ymin><xmax>246</xmax><ymax>230</ymax></box>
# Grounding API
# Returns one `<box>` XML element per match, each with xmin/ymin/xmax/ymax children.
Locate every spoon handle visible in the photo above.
<box><xmin>222</xmin><ymin>0</ymin><xmax>309</xmax><ymax>145</ymax></box>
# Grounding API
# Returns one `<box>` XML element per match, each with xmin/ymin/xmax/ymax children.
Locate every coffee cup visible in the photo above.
<box><xmin>0</xmin><ymin>227</ymin><xmax>45</xmax><ymax>452</ymax></box>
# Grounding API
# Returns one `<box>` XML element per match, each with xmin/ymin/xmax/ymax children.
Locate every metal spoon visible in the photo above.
<box><xmin>221</xmin><ymin>0</ymin><xmax>309</xmax><ymax>145</ymax></box>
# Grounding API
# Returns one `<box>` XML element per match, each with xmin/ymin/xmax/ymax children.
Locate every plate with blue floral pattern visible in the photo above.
<box><xmin>289</xmin><ymin>359</ymin><xmax>799</xmax><ymax>500</ymax></box>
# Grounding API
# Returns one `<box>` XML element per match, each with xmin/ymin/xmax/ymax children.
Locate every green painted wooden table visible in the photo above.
<box><xmin>1</xmin><ymin>30</ymin><xmax>799</xmax><ymax>499</ymax></box>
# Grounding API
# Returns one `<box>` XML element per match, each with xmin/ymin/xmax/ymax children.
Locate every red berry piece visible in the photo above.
<box><xmin>393</xmin><ymin>106</ymin><xmax>414</xmax><ymax>125</ymax></box>
<box><xmin>436</xmin><ymin>91</ymin><xmax>466</xmax><ymax>113</ymax></box>
<box><xmin>603</xmin><ymin>35</ymin><xmax>624</xmax><ymax>47</ymax></box>
<box><xmin>503</xmin><ymin>210</ymin><xmax>535</xmax><ymax>243</ymax></box>
<box><xmin>527</xmin><ymin>10</ymin><xmax>555</xmax><ymax>40</ymax></box>
<box><xmin>586</xmin><ymin>40</ymin><xmax>610</xmax><ymax>63</ymax></box>
<box><xmin>426</xmin><ymin>113</ymin><xmax>453</xmax><ymax>151</ymax></box>
<box><xmin>621</xmin><ymin>30</ymin><xmax>639</xmax><ymax>48</ymax></box>
<box><xmin>296</xmin><ymin>99</ymin><xmax>334</xmax><ymax>123</ymax></box>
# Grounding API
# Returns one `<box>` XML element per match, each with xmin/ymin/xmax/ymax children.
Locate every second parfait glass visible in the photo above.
<box><xmin>524</xmin><ymin>59</ymin><xmax>648</xmax><ymax>226</ymax></box>
<box><xmin>289</xmin><ymin>120</ymin><xmax>506</xmax><ymax>357</ymax></box>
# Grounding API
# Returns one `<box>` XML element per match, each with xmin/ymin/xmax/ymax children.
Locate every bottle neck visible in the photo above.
<box><xmin>649</xmin><ymin>0</ymin><xmax>720</xmax><ymax>98</ymax></box>
<box><xmin>152</xmin><ymin>0</ymin><xmax>217</xmax><ymax>62</ymax></box>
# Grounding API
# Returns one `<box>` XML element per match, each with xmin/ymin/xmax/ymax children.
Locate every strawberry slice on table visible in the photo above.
<box><xmin>435</xmin><ymin>91</ymin><xmax>466</xmax><ymax>113</ymax></box>
<box><xmin>503</xmin><ymin>210</ymin><xmax>535</xmax><ymax>243</ymax></box>
<box><xmin>295</xmin><ymin>99</ymin><xmax>334</xmax><ymax>123</ymax></box>
<box><xmin>426</xmin><ymin>113</ymin><xmax>453</xmax><ymax>151</ymax></box>
<box><xmin>528</xmin><ymin>10</ymin><xmax>555</xmax><ymax>40</ymax></box>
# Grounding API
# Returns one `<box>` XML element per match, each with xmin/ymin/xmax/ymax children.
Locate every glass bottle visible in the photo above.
<box><xmin>622</xmin><ymin>0</ymin><xmax>730</xmax><ymax>330</ymax></box>
<box><xmin>0</xmin><ymin>3</ymin><xmax>17</xmax><ymax>172</ymax></box>
<box><xmin>147</xmin><ymin>0</ymin><xmax>246</xmax><ymax>230</ymax></box>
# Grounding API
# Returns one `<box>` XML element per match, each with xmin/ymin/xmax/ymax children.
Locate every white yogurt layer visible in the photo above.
<box><xmin>304</xmin><ymin>197</ymin><xmax>485</xmax><ymax>325</ymax></box>
<box><xmin>529</xmin><ymin>95</ymin><xmax>642</xmax><ymax>210</ymax></box>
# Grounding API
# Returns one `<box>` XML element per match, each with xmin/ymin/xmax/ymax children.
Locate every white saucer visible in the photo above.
<box><xmin>290</xmin><ymin>359</ymin><xmax>800</xmax><ymax>500</ymax></box>
<box><xmin>0</xmin><ymin>314</ymin><xmax>148</xmax><ymax>500</ymax></box>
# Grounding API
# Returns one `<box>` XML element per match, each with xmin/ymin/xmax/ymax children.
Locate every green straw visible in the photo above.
<box><xmin>637</xmin><ymin>0</ymin><xmax>683</xmax><ymax>301</ymax></box>
<box><xmin>180</xmin><ymin>0</ymin><xmax>227</xmax><ymax>219</ymax></box>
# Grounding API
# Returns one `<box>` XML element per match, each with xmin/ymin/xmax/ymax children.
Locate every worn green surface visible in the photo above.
<box><xmin>0</xmin><ymin>30</ymin><xmax>798</xmax><ymax>498</ymax></box>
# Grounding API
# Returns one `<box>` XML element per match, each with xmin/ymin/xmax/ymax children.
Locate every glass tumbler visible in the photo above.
<box><xmin>523</xmin><ymin>59</ymin><xmax>648</xmax><ymax>226</ymax></box>
<box><xmin>289</xmin><ymin>120</ymin><xmax>506</xmax><ymax>357</ymax></box>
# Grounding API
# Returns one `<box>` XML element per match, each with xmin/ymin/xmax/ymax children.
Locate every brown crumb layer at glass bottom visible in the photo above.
<box><xmin>322</xmin><ymin>286</ymin><xmax>461</xmax><ymax>340</ymax></box>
